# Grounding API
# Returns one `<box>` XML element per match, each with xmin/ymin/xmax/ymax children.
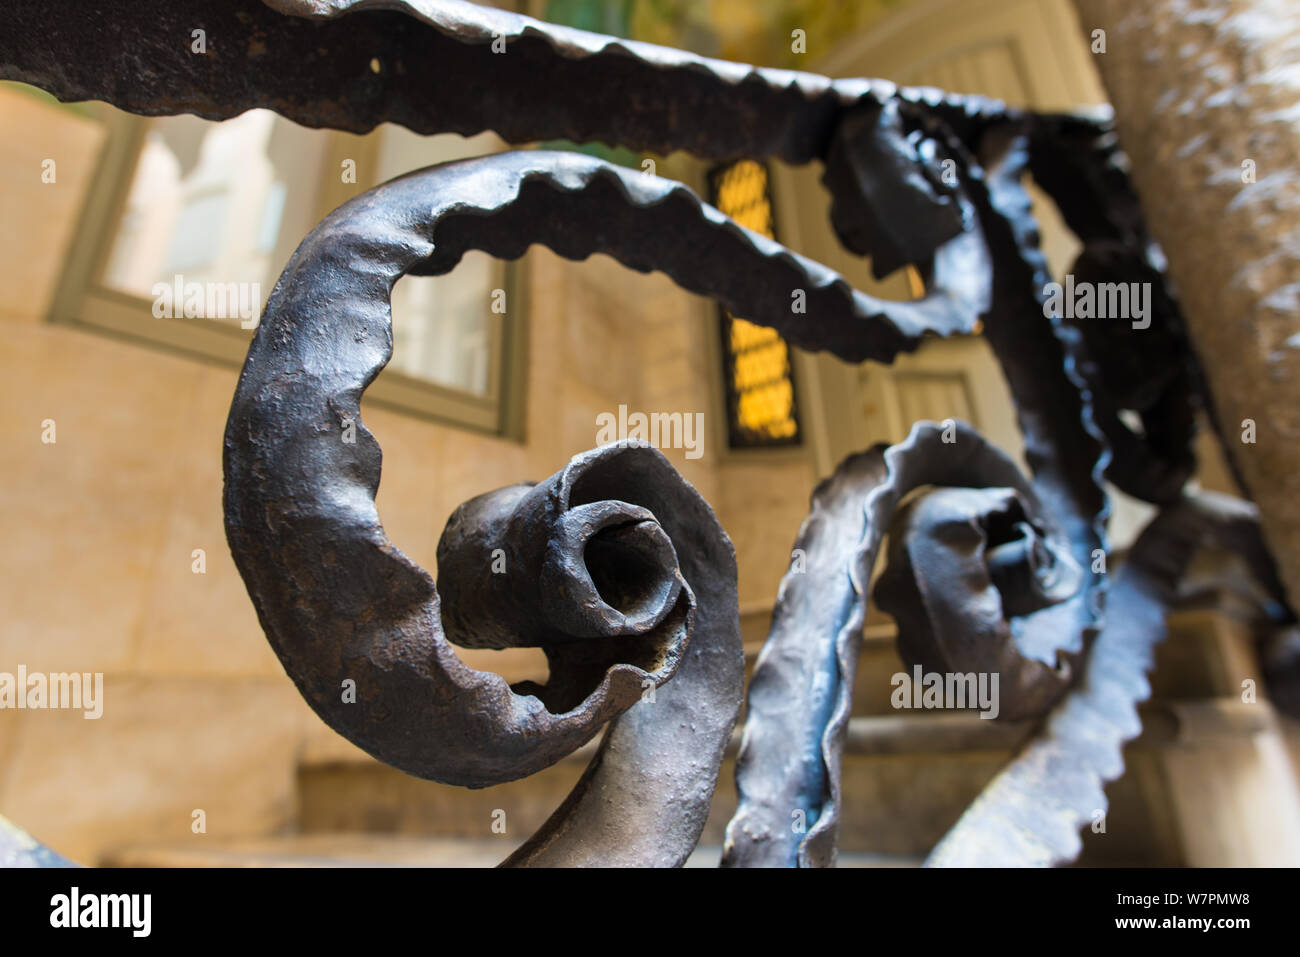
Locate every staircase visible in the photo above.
<box><xmin>101</xmin><ymin>586</ymin><xmax>1300</xmax><ymax>867</ymax></box>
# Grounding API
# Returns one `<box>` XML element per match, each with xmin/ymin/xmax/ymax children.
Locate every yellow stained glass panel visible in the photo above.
<box><xmin>711</xmin><ymin>160</ymin><xmax>799</xmax><ymax>446</ymax></box>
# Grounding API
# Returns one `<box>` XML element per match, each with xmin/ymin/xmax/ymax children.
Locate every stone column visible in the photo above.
<box><xmin>1070</xmin><ymin>0</ymin><xmax>1300</xmax><ymax>604</ymax></box>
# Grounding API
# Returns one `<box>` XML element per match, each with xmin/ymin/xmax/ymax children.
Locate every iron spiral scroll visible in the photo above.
<box><xmin>0</xmin><ymin>0</ymin><xmax>1292</xmax><ymax>867</ymax></box>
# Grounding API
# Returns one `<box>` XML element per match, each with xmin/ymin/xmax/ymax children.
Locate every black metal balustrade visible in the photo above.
<box><xmin>0</xmin><ymin>0</ymin><xmax>1291</xmax><ymax>868</ymax></box>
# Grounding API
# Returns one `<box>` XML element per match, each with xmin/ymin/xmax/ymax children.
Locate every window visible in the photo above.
<box><xmin>708</xmin><ymin>160</ymin><xmax>802</xmax><ymax>449</ymax></box>
<box><xmin>52</xmin><ymin>106</ymin><xmax>525</xmax><ymax>436</ymax></box>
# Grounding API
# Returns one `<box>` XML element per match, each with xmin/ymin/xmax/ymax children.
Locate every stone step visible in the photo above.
<box><xmin>99</xmin><ymin>834</ymin><xmax>920</xmax><ymax>868</ymax></box>
<box><xmin>285</xmin><ymin>596</ymin><xmax>1265</xmax><ymax>864</ymax></box>
<box><xmin>297</xmin><ymin>700</ymin><xmax>1268</xmax><ymax>862</ymax></box>
<box><xmin>741</xmin><ymin>598</ymin><xmax>1260</xmax><ymax>719</ymax></box>
<box><xmin>101</xmin><ymin>834</ymin><xmax>518</xmax><ymax>868</ymax></box>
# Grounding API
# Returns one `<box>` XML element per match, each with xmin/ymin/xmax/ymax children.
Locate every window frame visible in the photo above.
<box><xmin>48</xmin><ymin>104</ymin><xmax>527</xmax><ymax>439</ymax></box>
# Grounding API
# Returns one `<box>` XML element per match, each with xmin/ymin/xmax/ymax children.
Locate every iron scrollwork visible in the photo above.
<box><xmin>0</xmin><ymin>0</ymin><xmax>1291</xmax><ymax>867</ymax></box>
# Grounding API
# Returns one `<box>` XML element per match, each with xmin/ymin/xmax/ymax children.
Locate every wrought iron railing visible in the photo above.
<box><xmin>0</xmin><ymin>0</ymin><xmax>1290</xmax><ymax>867</ymax></box>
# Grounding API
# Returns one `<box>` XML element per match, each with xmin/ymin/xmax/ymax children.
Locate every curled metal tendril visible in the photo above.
<box><xmin>2</xmin><ymin>0</ymin><xmax>1282</xmax><ymax>869</ymax></box>
<box><xmin>722</xmin><ymin>423</ymin><xmax>1075</xmax><ymax>868</ymax></box>
<box><xmin>221</xmin><ymin>154</ymin><xmax>785</xmax><ymax>865</ymax></box>
<box><xmin>928</xmin><ymin>491</ymin><xmax>1283</xmax><ymax>866</ymax></box>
